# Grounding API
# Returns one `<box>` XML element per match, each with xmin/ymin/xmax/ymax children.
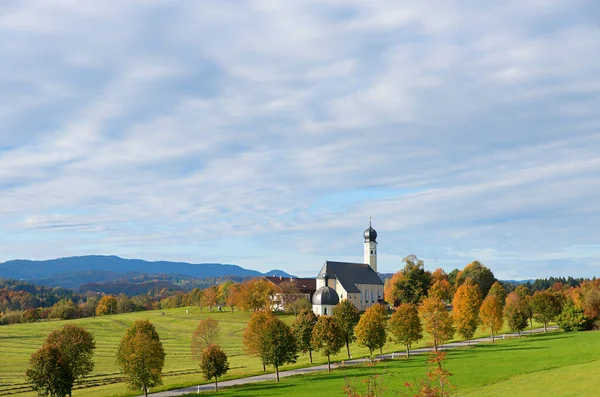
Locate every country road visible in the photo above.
<box><xmin>145</xmin><ymin>326</ymin><xmax>558</xmax><ymax>396</ymax></box>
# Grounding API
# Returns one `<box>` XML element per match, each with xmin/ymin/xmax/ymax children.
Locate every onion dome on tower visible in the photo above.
<box><xmin>364</xmin><ymin>221</ymin><xmax>377</xmax><ymax>242</ymax></box>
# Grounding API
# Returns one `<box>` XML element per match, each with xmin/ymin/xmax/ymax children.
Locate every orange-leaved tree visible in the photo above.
<box><xmin>311</xmin><ymin>316</ymin><xmax>344</xmax><ymax>372</ymax></box>
<box><xmin>452</xmin><ymin>279</ymin><xmax>482</xmax><ymax>342</ymax></box>
<box><xmin>354</xmin><ymin>304</ymin><xmax>387</xmax><ymax>362</ymax></box>
<box><xmin>419</xmin><ymin>297</ymin><xmax>454</xmax><ymax>352</ymax></box>
<box><xmin>480</xmin><ymin>293</ymin><xmax>504</xmax><ymax>342</ymax></box>
<box><xmin>388</xmin><ymin>303</ymin><xmax>422</xmax><ymax>357</ymax></box>
<box><xmin>333</xmin><ymin>299</ymin><xmax>361</xmax><ymax>359</ymax></box>
<box><xmin>242</xmin><ymin>310</ymin><xmax>273</xmax><ymax>372</ymax></box>
<box><xmin>191</xmin><ymin>318</ymin><xmax>221</xmax><ymax>361</ymax></box>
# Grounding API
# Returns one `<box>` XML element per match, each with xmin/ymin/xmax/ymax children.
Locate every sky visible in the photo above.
<box><xmin>1</xmin><ymin>0</ymin><xmax>599</xmax><ymax>279</ymax></box>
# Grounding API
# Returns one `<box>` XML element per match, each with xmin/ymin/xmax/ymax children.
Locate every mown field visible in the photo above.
<box><xmin>0</xmin><ymin>306</ymin><xmax>553</xmax><ymax>397</ymax></box>
<box><xmin>188</xmin><ymin>331</ymin><xmax>600</xmax><ymax>397</ymax></box>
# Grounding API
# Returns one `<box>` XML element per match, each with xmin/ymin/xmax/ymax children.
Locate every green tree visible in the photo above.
<box><xmin>288</xmin><ymin>298</ymin><xmax>312</xmax><ymax>316</ymax></box>
<box><xmin>260</xmin><ymin>316</ymin><xmax>298</xmax><ymax>382</ymax></box>
<box><xmin>354</xmin><ymin>305</ymin><xmax>387</xmax><ymax>362</ymax></box>
<box><xmin>333</xmin><ymin>300</ymin><xmax>361</xmax><ymax>359</ymax></box>
<box><xmin>116</xmin><ymin>320</ymin><xmax>166</xmax><ymax>397</ymax></box>
<box><xmin>419</xmin><ymin>297</ymin><xmax>454</xmax><ymax>352</ymax></box>
<box><xmin>25</xmin><ymin>345</ymin><xmax>70</xmax><ymax>397</ymax></box>
<box><xmin>116</xmin><ymin>294</ymin><xmax>134</xmax><ymax>314</ymax></box>
<box><xmin>504</xmin><ymin>292</ymin><xmax>529</xmax><ymax>335</ymax></box>
<box><xmin>199</xmin><ymin>344</ymin><xmax>229</xmax><ymax>392</ymax></box>
<box><xmin>531</xmin><ymin>290</ymin><xmax>562</xmax><ymax>332</ymax></box>
<box><xmin>48</xmin><ymin>299</ymin><xmax>78</xmax><ymax>320</ymax></box>
<box><xmin>557</xmin><ymin>300</ymin><xmax>589</xmax><ymax>332</ymax></box>
<box><xmin>452</xmin><ymin>280</ymin><xmax>482</xmax><ymax>342</ymax></box>
<box><xmin>191</xmin><ymin>318</ymin><xmax>221</xmax><ymax>361</ymax></box>
<box><xmin>388</xmin><ymin>303</ymin><xmax>422</xmax><ymax>357</ymax></box>
<box><xmin>311</xmin><ymin>316</ymin><xmax>345</xmax><ymax>372</ymax></box>
<box><xmin>292</xmin><ymin>309</ymin><xmax>318</xmax><ymax>363</ymax></box>
<box><xmin>455</xmin><ymin>261</ymin><xmax>497</xmax><ymax>297</ymax></box>
<box><xmin>487</xmin><ymin>282</ymin><xmax>507</xmax><ymax>308</ymax></box>
<box><xmin>385</xmin><ymin>255</ymin><xmax>432</xmax><ymax>306</ymax></box>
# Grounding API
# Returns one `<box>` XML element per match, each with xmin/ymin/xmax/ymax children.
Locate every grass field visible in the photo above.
<box><xmin>186</xmin><ymin>331</ymin><xmax>600</xmax><ymax>397</ymax></box>
<box><xmin>0</xmin><ymin>306</ymin><xmax>559</xmax><ymax>397</ymax></box>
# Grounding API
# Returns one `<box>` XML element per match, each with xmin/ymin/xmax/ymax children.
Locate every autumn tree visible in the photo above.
<box><xmin>355</xmin><ymin>304</ymin><xmax>387</xmax><ymax>361</ymax></box>
<box><xmin>95</xmin><ymin>295</ymin><xmax>118</xmax><ymax>316</ymax></box>
<box><xmin>385</xmin><ymin>255</ymin><xmax>432</xmax><ymax>306</ymax></box>
<box><xmin>515</xmin><ymin>285</ymin><xmax>534</xmax><ymax>332</ymax></box>
<box><xmin>116</xmin><ymin>294</ymin><xmax>134</xmax><ymax>314</ymax></box>
<box><xmin>333</xmin><ymin>300</ymin><xmax>361</xmax><ymax>359</ymax></box>
<box><xmin>504</xmin><ymin>292</ymin><xmax>529</xmax><ymax>335</ymax></box>
<box><xmin>531</xmin><ymin>290</ymin><xmax>562</xmax><ymax>332</ymax></box>
<box><xmin>479</xmin><ymin>293</ymin><xmax>504</xmax><ymax>342</ymax></box>
<box><xmin>191</xmin><ymin>318</ymin><xmax>221</xmax><ymax>361</ymax></box>
<box><xmin>243</xmin><ymin>310</ymin><xmax>273</xmax><ymax>371</ymax></box>
<box><xmin>224</xmin><ymin>283</ymin><xmax>240</xmax><ymax>312</ymax></box>
<box><xmin>429</xmin><ymin>279</ymin><xmax>453</xmax><ymax>303</ymax></box>
<box><xmin>487</xmin><ymin>282</ymin><xmax>507</xmax><ymax>308</ymax></box>
<box><xmin>292</xmin><ymin>309</ymin><xmax>318</xmax><ymax>363</ymax></box>
<box><xmin>455</xmin><ymin>261</ymin><xmax>497</xmax><ymax>298</ymax></box>
<box><xmin>25</xmin><ymin>345</ymin><xmax>70</xmax><ymax>397</ymax></box>
<box><xmin>419</xmin><ymin>297</ymin><xmax>454</xmax><ymax>352</ymax></box>
<box><xmin>388</xmin><ymin>303</ymin><xmax>422</xmax><ymax>357</ymax></box>
<box><xmin>26</xmin><ymin>324</ymin><xmax>96</xmax><ymax>397</ymax></box>
<box><xmin>311</xmin><ymin>316</ymin><xmax>345</xmax><ymax>372</ymax></box>
<box><xmin>116</xmin><ymin>320</ymin><xmax>166</xmax><ymax>397</ymax></box>
<box><xmin>451</xmin><ymin>279</ymin><xmax>482</xmax><ymax>342</ymax></box>
<box><xmin>237</xmin><ymin>279</ymin><xmax>275</xmax><ymax>312</ymax></box>
<box><xmin>277</xmin><ymin>280</ymin><xmax>302</xmax><ymax>312</ymax></box>
<box><xmin>199</xmin><ymin>344</ymin><xmax>229</xmax><ymax>392</ymax></box>
<box><xmin>202</xmin><ymin>286</ymin><xmax>219</xmax><ymax>310</ymax></box>
<box><xmin>260</xmin><ymin>316</ymin><xmax>298</xmax><ymax>382</ymax></box>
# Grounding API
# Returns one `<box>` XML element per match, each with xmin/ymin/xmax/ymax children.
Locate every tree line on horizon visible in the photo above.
<box><xmin>19</xmin><ymin>255</ymin><xmax>600</xmax><ymax>397</ymax></box>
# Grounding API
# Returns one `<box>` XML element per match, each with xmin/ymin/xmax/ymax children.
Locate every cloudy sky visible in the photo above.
<box><xmin>1</xmin><ymin>0</ymin><xmax>599</xmax><ymax>279</ymax></box>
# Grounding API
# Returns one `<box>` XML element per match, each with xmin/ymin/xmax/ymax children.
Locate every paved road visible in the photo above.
<box><xmin>146</xmin><ymin>326</ymin><xmax>558</xmax><ymax>396</ymax></box>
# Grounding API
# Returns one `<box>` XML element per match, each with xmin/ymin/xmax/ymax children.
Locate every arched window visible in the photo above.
<box><xmin>324</xmin><ymin>307</ymin><xmax>327</xmax><ymax>315</ymax></box>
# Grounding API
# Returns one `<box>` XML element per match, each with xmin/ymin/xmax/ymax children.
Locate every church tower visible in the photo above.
<box><xmin>363</xmin><ymin>219</ymin><xmax>378</xmax><ymax>272</ymax></box>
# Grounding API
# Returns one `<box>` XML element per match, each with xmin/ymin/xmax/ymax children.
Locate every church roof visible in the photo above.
<box><xmin>317</xmin><ymin>261</ymin><xmax>384</xmax><ymax>293</ymax></box>
<box><xmin>312</xmin><ymin>285</ymin><xmax>339</xmax><ymax>306</ymax></box>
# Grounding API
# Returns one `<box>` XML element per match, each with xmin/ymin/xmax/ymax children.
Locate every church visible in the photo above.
<box><xmin>312</xmin><ymin>222</ymin><xmax>385</xmax><ymax>316</ymax></box>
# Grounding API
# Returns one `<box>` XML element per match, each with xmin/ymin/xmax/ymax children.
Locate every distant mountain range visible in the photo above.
<box><xmin>0</xmin><ymin>255</ymin><xmax>293</xmax><ymax>289</ymax></box>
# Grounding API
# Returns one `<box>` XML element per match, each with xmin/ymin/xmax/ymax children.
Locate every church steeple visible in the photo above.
<box><xmin>363</xmin><ymin>217</ymin><xmax>378</xmax><ymax>272</ymax></box>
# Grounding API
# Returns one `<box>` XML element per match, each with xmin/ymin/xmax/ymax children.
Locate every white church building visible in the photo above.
<box><xmin>312</xmin><ymin>222</ymin><xmax>385</xmax><ymax>316</ymax></box>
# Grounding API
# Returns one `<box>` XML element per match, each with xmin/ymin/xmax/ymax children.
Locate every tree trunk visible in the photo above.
<box><xmin>143</xmin><ymin>385</ymin><xmax>148</xmax><ymax>397</ymax></box>
<box><xmin>275</xmin><ymin>363</ymin><xmax>280</xmax><ymax>382</ymax></box>
<box><xmin>346</xmin><ymin>337</ymin><xmax>351</xmax><ymax>359</ymax></box>
<box><xmin>369</xmin><ymin>349</ymin><xmax>374</xmax><ymax>363</ymax></box>
<box><xmin>406</xmin><ymin>345</ymin><xmax>410</xmax><ymax>357</ymax></box>
<box><xmin>491</xmin><ymin>330</ymin><xmax>495</xmax><ymax>343</ymax></box>
<box><xmin>530</xmin><ymin>318</ymin><xmax>533</xmax><ymax>334</ymax></box>
<box><xmin>263</xmin><ymin>362</ymin><xmax>266</xmax><ymax>372</ymax></box>
<box><xmin>380</xmin><ymin>346</ymin><xmax>383</xmax><ymax>354</ymax></box>
<box><xmin>327</xmin><ymin>355</ymin><xmax>331</xmax><ymax>372</ymax></box>
<box><xmin>309</xmin><ymin>348</ymin><xmax>313</xmax><ymax>364</ymax></box>
<box><xmin>215</xmin><ymin>376</ymin><xmax>218</xmax><ymax>392</ymax></box>
<box><xmin>433</xmin><ymin>340</ymin><xmax>438</xmax><ymax>352</ymax></box>
<box><xmin>544</xmin><ymin>322</ymin><xmax>547</xmax><ymax>332</ymax></box>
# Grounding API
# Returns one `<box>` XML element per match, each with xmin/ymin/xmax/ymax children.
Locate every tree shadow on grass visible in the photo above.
<box><xmin>202</xmin><ymin>382</ymin><xmax>294</xmax><ymax>396</ymax></box>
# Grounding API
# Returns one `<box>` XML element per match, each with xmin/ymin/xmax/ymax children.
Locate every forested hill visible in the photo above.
<box><xmin>0</xmin><ymin>255</ymin><xmax>293</xmax><ymax>288</ymax></box>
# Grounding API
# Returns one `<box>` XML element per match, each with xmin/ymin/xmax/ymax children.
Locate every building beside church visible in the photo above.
<box><xmin>312</xmin><ymin>222</ymin><xmax>385</xmax><ymax>316</ymax></box>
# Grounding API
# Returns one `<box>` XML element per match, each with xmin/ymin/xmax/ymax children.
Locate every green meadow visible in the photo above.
<box><xmin>189</xmin><ymin>331</ymin><xmax>600</xmax><ymax>397</ymax></box>
<box><xmin>0</xmin><ymin>306</ymin><xmax>564</xmax><ymax>397</ymax></box>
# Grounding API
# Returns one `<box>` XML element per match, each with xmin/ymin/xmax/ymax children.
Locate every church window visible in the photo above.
<box><xmin>370</xmin><ymin>250</ymin><xmax>374</xmax><ymax>255</ymax></box>
<box><xmin>324</xmin><ymin>307</ymin><xmax>327</xmax><ymax>315</ymax></box>
<box><xmin>372</xmin><ymin>291</ymin><xmax>374</xmax><ymax>302</ymax></box>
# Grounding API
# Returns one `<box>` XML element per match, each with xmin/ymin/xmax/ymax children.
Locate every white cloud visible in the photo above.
<box><xmin>0</xmin><ymin>0</ymin><xmax>599</xmax><ymax>279</ymax></box>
